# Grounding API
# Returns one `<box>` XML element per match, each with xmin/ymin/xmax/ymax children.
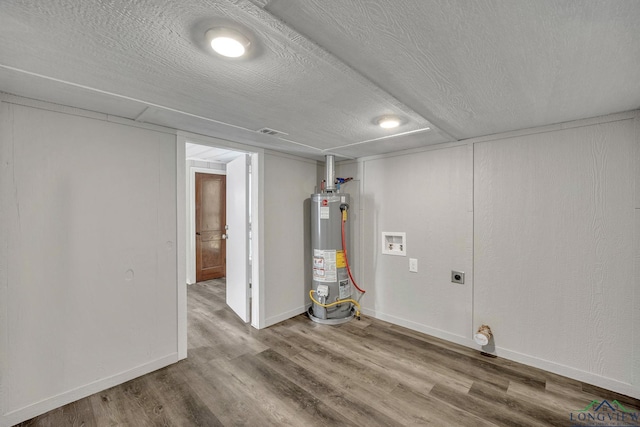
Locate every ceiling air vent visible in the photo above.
<box><xmin>257</xmin><ymin>127</ymin><xmax>288</xmax><ymax>136</ymax></box>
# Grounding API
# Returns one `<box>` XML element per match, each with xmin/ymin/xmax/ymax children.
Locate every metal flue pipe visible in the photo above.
<box><xmin>325</xmin><ymin>154</ymin><xmax>336</xmax><ymax>192</ymax></box>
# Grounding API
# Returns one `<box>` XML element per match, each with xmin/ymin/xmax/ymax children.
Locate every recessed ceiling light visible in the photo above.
<box><xmin>206</xmin><ymin>28</ymin><xmax>250</xmax><ymax>58</ymax></box>
<box><xmin>377</xmin><ymin>116</ymin><xmax>401</xmax><ymax>129</ymax></box>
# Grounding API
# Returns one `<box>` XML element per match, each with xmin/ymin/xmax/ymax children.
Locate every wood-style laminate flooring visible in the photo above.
<box><xmin>17</xmin><ymin>279</ymin><xmax>640</xmax><ymax>426</ymax></box>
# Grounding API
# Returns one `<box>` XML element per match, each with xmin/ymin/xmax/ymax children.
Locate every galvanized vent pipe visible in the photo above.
<box><xmin>325</xmin><ymin>155</ymin><xmax>336</xmax><ymax>193</ymax></box>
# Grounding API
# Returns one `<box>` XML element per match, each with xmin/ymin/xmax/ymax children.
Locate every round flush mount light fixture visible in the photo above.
<box><xmin>206</xmin><ymin>28</ymin><xmax>251</xmax><ymax>58</ymax></box>
<box><xmin>377</xmin><ymin>115</ymin><xmax>402</xmax><ymax>129</ymax></box>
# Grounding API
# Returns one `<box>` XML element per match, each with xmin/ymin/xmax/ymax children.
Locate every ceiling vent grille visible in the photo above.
<box><xmin>257</xmin><ymin>127</ymin><xmax>288</xmax><ymax>136</ymax></box>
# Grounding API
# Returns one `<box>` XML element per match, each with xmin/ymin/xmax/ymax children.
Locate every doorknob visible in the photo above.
<box><xmin>222</xmin><ymin>234</ymin><xmax>228</xmax><ymax>239</ymax></box>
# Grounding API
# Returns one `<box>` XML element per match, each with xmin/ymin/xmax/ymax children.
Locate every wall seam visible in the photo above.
<box><xmin>0</xmin><ymin>100</ymin><xmax>9</xmax><ymax>419</ymax></box>
<box><xmin>634</xmin><ymin>115</ymin><xmax>640</xmax><ymax>388</ymax></box>
<box><xmin>471</xmin><ymin>142</ymin><xmax>476</xmax><ymax>339</ymax></box>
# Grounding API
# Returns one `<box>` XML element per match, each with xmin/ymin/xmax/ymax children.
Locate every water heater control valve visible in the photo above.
<box><xmin>316</xmin><ymin>285</ymin><xmax>329</xmax><ymax>298</ymax></box>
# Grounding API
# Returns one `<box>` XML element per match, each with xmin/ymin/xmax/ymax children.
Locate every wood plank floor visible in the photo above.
<box><xmin>17</xmin><ymin>279</ymin><xmax>640</xmax><ymax>426</ymax></box>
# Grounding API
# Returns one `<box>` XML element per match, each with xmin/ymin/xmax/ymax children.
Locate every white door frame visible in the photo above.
<box><xmin>176</xmin><ymin>132</ymin><xmax>265</xmax><ymax>360</ymax></box>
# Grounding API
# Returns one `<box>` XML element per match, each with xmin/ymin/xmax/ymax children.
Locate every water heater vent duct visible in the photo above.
<box><xmin>325</xmin><ymin>154</ymin><xmax>336</xmax><ymax>192</ymax></box>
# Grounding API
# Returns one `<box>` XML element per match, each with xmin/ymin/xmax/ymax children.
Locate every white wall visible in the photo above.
<box><xmin>0</xmin><ymin>99</ymin><xmax>178</xmax><ymax>426</ymax></box>
<box><xmin>331</xmin><ymin>162</ymin><xmax>362</xmax><ymax>290</ymax></box>
<box><xmin>263</xmin><ymin>153</ymin><xmax>319</xmax><ymax>326</ymax></box>
<box><xmin>341</xmin><ymin>111</ymin><xmax>640</xmax><ymax>399</ymax></box>
<box><xmin>635</xmin><ymin>114</ymin><xmax>640</xmax><ymax>392</ymax></box>
<box><xmin>474</xmin><ymin>113</ymin><xmax>639</xmax><ymax>398</ymax></box>
<box><xmin>344</xmin><ymin>144</ymin><xmax>474</xmax><ymax>345</ymax></box>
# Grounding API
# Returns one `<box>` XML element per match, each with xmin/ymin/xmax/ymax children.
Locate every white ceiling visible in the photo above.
<box><xmin>186</xmin><ymin>142</ymin><xmax>244</xmax><ymax>163</ymax></box>
<box><xmin>1</xmin><ymin>0</ymin><xmax>639</xmax><ymax>160</ymax></box>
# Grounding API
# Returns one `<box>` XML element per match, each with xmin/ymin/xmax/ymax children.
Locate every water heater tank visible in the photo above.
<box><xmin>308</xmin><ymin>192</ymin><xmax>353</xmax><ymax>324</ymax></box>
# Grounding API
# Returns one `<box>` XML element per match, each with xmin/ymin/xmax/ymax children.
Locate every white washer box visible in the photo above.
<box><xmin>381</xmin><ymin>232</ymin><xmax>406</xmax><ymax>256</ymax></box>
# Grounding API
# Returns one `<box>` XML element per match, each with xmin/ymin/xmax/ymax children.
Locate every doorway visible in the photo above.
<box><xmin>176</xmin><ymin>131</ymin><xmax>266</xmax><ymax>360</ymax></box>
<box><xmin>176</xmin><ymin>135</ymin><xmax>266</xmax><ymax>360</ymax></box>
<box><xmin>178</xmin><ymin>133</ymin><xmax>264</xmax><ymax>359</ymax></box>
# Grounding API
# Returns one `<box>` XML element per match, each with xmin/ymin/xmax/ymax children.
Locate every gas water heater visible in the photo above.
<box><xmin>308</xmin><ymin>155</ymin><xmax>364</xmax><ymax>324</ymax></box>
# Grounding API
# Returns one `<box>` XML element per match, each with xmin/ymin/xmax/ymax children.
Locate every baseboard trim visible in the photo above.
<box><xmin>265</xmin><ymin>305</ymin><xmax>308</xmax><ymax>327</ymax></box>
<box><xmin>362</xmin><ymin>308</ymin><xmax>640</xmax><ymax>400</ymax></box>
<box><xmin>494</xmin><ymin>347</ymin><xmax>640</xmax><ymax>400</ymax></box>
<box><xmin>1</xmin><ymin>353</ymin><xmax>178</xmax><ymax>427</ymax></box>
<box><xmin>361</xmin><ymin>308</ymin><xmax>475</xmax><ymax>349</ymax></box>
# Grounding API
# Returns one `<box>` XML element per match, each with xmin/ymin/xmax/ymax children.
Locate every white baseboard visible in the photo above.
<box><xmin>361</xmin><ymin>308</ymin><xmax>476</xmax><ymax>349</ymax></box>
<box><xmin>362</xmin><ymin>308</ymin><xmax>640</xmax><ymax>400</ymax></box>
<box><xmin>494</xmin><ymin>347</ymin><xmax>640</xmax><ymax>400</ymax></box>
<box><xmin>1</xmin><ymin>353</ymin><xmax>178</xmax><ymax>427</ymax></box>
<box><xmin>265</xmin><ymin>305</ymin><xmax>308</xmax><ymax>327</ymax></box>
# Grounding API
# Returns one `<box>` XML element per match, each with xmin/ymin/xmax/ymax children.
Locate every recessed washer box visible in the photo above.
<box><xmin>382</xmin><ymin>232</ymin><xmax>406</xmax><ymax>256</ymax></box>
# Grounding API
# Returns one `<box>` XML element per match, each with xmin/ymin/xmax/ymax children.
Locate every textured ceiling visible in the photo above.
<box><xmin>186</xmin><ymin>143</ymin><xmax>244</xmax><ymax>163</ymax></box>
<box><xmin>267</xmin><ymin>0</ymin><xmax>640</xmax><ymax>139</ymax></box>
<box><xmin>1</xmin><ymin>0</ymin><xmax>639</xmax><ymax>160</ymax></box>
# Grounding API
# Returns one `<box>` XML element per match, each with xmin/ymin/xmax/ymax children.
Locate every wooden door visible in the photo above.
<box><xmin>195</xmin><ymin>173</ymin><xmax>226</xmax><ymax>281</ymax></box>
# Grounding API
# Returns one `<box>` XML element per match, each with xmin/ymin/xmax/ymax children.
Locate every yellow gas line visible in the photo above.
<box><xmin>309</xmin><ymin>289</ymin><xmax>361</xmax><ymax>318</ymax></box>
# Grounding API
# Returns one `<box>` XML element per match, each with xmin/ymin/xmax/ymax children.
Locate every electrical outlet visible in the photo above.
<box><xmin>409</xmin><ymin>258</ymin><xmax>418</xmax><ymax>273</ymax></box>
<box><xmin>451</xmin><ymin>270</ymin><xmax>464</xmax><ymax>284</ymax></box>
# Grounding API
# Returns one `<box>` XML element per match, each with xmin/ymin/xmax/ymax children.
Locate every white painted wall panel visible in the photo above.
<box><xmin>0</xmin><ymin>102</ymin><xmax>177</xmax><ymax>425</ymax></box>
<box><xmin>474</xmin><ymin>119</ymin><xmax>636</xmax><ymax>390</ymax></box>
<box><xmin>263</xmin><ymin>153</ymin><xmax>319</xmax><ymax>326</ymax></box>
<box><xmin>360</xmin><ymin>146</ymin><xmax>473</xmax><ymax>342</ymax></box>
<box><xmin>635</xmin><ymin>116</ymin><xmax>640</xmax><ymax>208</ymax></box>
<box><xmin>634</xmin><ymin>209</ymin><xmax>640</xmax><ymax>389</ymax></box>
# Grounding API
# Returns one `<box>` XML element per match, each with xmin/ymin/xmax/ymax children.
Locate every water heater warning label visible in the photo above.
<box><xmin>320</xmin><ymin>206</ymin><xmax>330</xmax><ymax>219</ymax></box>
<box><xmin>336</xmin><ymin>250</ymin><xmax>346</xmax><ymax>268</ymax></box>
<box><xmin>313</xmin><ymin>249</ymin><xmax>336</xmax><ymax>282</ymax></box>
<box><xmin>339</xmin><ymin>280</ymin><xmax>351</xmax><ymax>299</ymax></box>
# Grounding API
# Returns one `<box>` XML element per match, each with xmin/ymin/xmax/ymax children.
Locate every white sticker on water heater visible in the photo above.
<box><xmin>313</xmin><ymin>249</ymin><xmax>337</xmax><ymax>282</ymax></box>
<box><xmin>320</xmin><ymin>206</ymin><xmax>330</xmax><ymax>219</ymax></box>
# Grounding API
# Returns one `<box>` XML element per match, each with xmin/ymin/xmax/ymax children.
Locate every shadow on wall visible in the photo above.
<box><xmin>359</xmin><ymin>192</ymin><xmax>377</xmax><ymax>311</ymax></box>
<box><xmin>482</xmin><ymin>339</ymin><xmax>496</xmax><ymax>355</ymax></box>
